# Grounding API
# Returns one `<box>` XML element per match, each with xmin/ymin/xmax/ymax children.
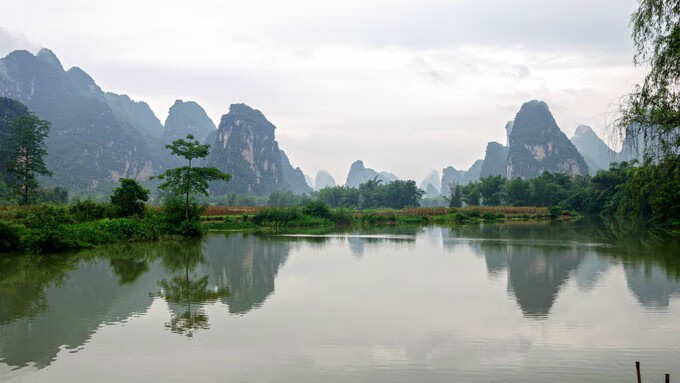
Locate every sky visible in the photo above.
<box><xmin>0</xmin><ymin>0</ymin><xmax>644</xmax><ymax>185</ymax></box>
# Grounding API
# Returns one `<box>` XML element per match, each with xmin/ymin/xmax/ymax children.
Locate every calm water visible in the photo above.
<box><xmin>1</xmin><ymin>223</ymin><xmax>679</xmax><ymax>382</ymax></box>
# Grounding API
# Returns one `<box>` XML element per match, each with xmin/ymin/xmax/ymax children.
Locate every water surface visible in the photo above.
<box><xmin>1</xmin><ymin>223</ymin><xmax>679</xmax><ymax>382</ymax></box>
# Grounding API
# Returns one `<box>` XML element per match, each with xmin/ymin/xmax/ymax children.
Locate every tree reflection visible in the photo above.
<box><xmin>157</xmin><ymin>240</ymin><xmax>229</xmax><ymax>337</ymax></box>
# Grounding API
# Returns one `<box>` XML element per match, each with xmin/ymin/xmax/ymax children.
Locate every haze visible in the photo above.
<box><xmin>0</xmin><ymin>0</ymin><xmax>643</xmax><ymax>182</ymax></box>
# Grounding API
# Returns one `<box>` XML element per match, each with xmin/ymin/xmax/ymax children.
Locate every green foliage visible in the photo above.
<box><xmin>302</xmin><ymin>200</ymin><xmax>332</xmax><ymax>219</ymax></box>
<box><xmin>479</xmin><ymin>175</ymin><xmax>505</xmax><ymax>205</ymax></box>
<box><xmin>317</xmin><ymin>178</ymin><xmax>424</xmax><ymax>209</ymax></box>
<box><xmin>110</xmin><ymin>178</ymin><xmax>149</xmax><ymax>217</ymax></box>
<box><xmin>0</xmin><ymin>220</ymin><xmax>23</xmax><ymax>252</ymax></box>
<box><xmin>462</xmin><ymin>183</ymin><xmax>481</xmax><ymax>206</ymax></box>
<box><xmin>156</xmin><ymin>134</ymin><xmax>230</xmax><ymax>220</ymax></box>
<box><xmin>3</xmin><ymin>114</ymin><xmax>52</xmax><ymax>204</ymax></box>
<box><xmin>619</xmin><ymin>0</ymin><xmax>680</xmax><ymax>160</ymax></box>
<box><xmin>70</xmin><ymin>199</ymin><xmax>113</xmax><ymax>223</ymax></box>
<box><xmin>252</xmin><ymin>207</ymin><xmax>303</xmax><ymax>225</ymax></box>
<box><xmin>268</xmin><ymin>191</ymin><xmax>310</xmax><ymax>206</ymax></box>
<box><xmin>36</xmin><ymin>187</ymin><xmax>68</xmax><ymax>204</ymax></box>
<box><xmin>448</xmin><ymin>184</ymin><xmax>463</xmax><ymax>208</ymax></box>
<box><xmin>160</xmin><ymin>196</ymin><xmax>205</xmax><ymax>237</ymax></box>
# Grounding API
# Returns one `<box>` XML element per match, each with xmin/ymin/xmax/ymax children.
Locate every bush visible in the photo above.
<box><xmin>23</xmin><ymin>204</ymin><xmax>74</xmax><ymax>228</ymax></box>
<box><xmin>302</xmin><ymin>200</ymin><xmax>331</xmax><ymax>219</ymax></box>
<box><xmin>22</xmin><ymin>225</ymin><xmax>86</xmax><ymax>253</ymax></box>
<box><xmin>110</xmin><ymin>178</ymin><xmax>149</xmax><ymax>217</ymax></box>
<box><xmin>0</xmin><ymin>220</ymin><xmax>23</xmax><ymax>252</ymax></box>
<box><xmin>548</xmin><ymin>206</ymin><xmax>563</xmax><ymax>218</ymax></box>
<box><xmin>98</xmin><ymin>218</ymin><xmax>149</xmax><ymax>240</ymax></box>
<box><xmin>252</xmin><ymin>207</ymin><xmax>302</xmax><ymax>225</ymax></box>
<box><xmin>330</xmin><ymin>208</ymin><xmax>354</xmax><ymax>225</ymax></box>
<box><xmin>161</xmin><ymin>197</ymin><xmax>204</xmax><ymax>225</ymax></box>
<box><xmin>70</xmin><ymin>199</ymin><xmax>113</xmax><ymax>223</ymax></box>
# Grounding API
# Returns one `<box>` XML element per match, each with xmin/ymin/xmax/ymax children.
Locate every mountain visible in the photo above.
<box><xmin>314</xmin><ymin>170</ymin><xmax>336</xmax><ymax>190</ymax></box>
<box><xmin>506</xmin><ymin>100</ymin><xmax>588</xmax><ymax>179</ymax></box>
<box><xmin>440</xmin><ymin>159</ymin><xmax>484</xmax><ymax>194</ymax></box>
<box><xmin>0</xmin><ymin>49</ymin><xmax>160</xmax><ymax>192</ymax></box>
<box><xmin>104</xmin><ymin>92</ymin><xmax>163</xmax><ymax>138</ymax></box>
<box><xmin>570</xmin><ymin>125</ymin><xmax>616</xmax><ymax>174</ymax></box>
<box><xmin>423</xmin><ymin>183</ymin><xmax>440</xmax><ymax>198</ymax></box>
<box><xmin>345</xmin><ymin>160</ymin><xmax>398</xmax><ymax>187</ymax></box>
<box><xmin>505</xmin><ymin>121</ymin><xmax>514</xmax><ymax>146</ymax></box>
<box><xmin>280</xmin><ymin>150</ymin><xmax>313</xmax><ymax>194</ymax></box>
<box><xmin>479</xmin><ymin>141</ymin><xmax>508</xmax><ymax>178</ymax></box>
<box><xmin>163</xmin><ymin>100</ymin><xmax>216</xmax><ymax>144</ymax></box>
<box><xmin>419</xmin><ymin>170</ymin><xmax>441</xmax><ymax>194</ymax></box>
<box><xmin>0</xmin><ymin>97</ymin><xmax>30</xmax><ymax>175</ymax></box>
<box><xmin>206</xmin><ymin>103</ymin><xmax>296</xmax><ymax>196</ymax></box>
<box><xmin>304</xmin><ymin>174</ymin><xmax>314</xmax><ymax>189</ymax></box>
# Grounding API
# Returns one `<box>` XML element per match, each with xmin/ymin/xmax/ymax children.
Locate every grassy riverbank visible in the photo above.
<box><xmin>201</xmin><ymin>205</ymin><xmax>561</xmax><ymax>231</ymax></box>
<box><xmin>0</xmin><ymin>203</ymin><xmax>562</xmax><ymax>254</ymax></box>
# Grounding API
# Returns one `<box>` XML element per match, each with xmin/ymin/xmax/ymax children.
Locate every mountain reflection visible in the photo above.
<box><xmin>443</xmin><ymin>224</ymin><xmax>605</xmax><ymax>318</ymax></box>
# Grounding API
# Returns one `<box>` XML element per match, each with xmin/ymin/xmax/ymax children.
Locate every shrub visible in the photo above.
<box><xmin>22</xmin><ymin>225</ymin><xmax>86</xmax><ymax>253</ymax></box>
<box><xmin>98</xmin><ymin>218</ymin><xmax>149</xmax><ymax>240</ymax></box>
<box><xmin>302</xmin><ymin>200</ymin><xmax>331</xmax><ymax>219</ymax></box>
<box><xmin>0</xmin><ymin>220</ymin><xmax>23</xmax><ymax>252</ymax></box>
<box><xmin>70</xmin><ymin>199</ymin><xmax>113</xmax><ymax>223</ymax></box>
<box><xmin>252</xmin><ymin>207</ymin><xmax>302</xmax><ymax>225</ymax></box>
<box><xmin>23</xmin><ymin>204</ymin><xmax>74</xmax><ymax>228</ymax></box>
<box><xmin>110</xmin><ymin>178</ymin><xmax>149</xmax><ymax>217</ymax></box>
<box><xmin>161</xmin><ymin>197</ymin><xmax>203</xmax><ymax>224</ymax></box>
<box><xmin>330</xmin><ymin>208</ymin><xmax>354</xmax><ymax>225</ymax></box>
<box><xmin>548</xmin><ymin>206</ymin><xmax>563</xmax><ymax>218</ymax></box>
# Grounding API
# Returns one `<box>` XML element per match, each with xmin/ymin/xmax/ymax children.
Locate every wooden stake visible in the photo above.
<box><xmin>636</xmin><ymin>361</ymin><xmax>642</xmax><ymax>383</ymax></box>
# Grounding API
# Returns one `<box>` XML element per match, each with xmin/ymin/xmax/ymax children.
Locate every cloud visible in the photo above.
<box><xmin>0</xmin><ymin>26</ymin><xmax>40</xmax><ymax>57</ymax></box>
<box><xmin>0</xmin><ymin>0</ymin><xmax>645</xmax><ymax>182</ymax></box>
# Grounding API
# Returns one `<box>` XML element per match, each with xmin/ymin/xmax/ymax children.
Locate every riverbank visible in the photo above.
<box><xmin>0</xmin><ymin>204</ymin><xmax>562</xmax><ymax>254</ymax></box>
<box><xmin>202</xmin><ymin>205</ymin><xmax>561</xmax><ymax>231</ymax></box>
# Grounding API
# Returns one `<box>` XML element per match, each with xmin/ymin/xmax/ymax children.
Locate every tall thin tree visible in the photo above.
<box><xmin>4</xmin><ymin>115</ymin><xmax>52</xmax><ymax>204</ymax></box>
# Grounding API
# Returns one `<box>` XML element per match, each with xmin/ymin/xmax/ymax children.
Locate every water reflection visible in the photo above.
<box><xmin>0</xmin><ymin>224</ymin><xmax>679</xmax><ymax>379</ymax></box>
<box><xmin>157</xmin><ymin>241</ymin><xmax>229</xmax><ymax>337</ymax></box>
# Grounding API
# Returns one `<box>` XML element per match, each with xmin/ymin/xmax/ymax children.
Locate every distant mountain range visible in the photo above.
<box><xmin>0</xmin><ymin>48</ymin><xmax>310</xmax><ymax>196</ymax></box>
<box><xmin>0</xmin><ymin>48</ymin><xmax>646</xmax><ymax>199</ymax></box>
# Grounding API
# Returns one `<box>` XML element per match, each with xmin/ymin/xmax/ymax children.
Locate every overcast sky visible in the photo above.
<box><xmin>1</xmin><ymin>0</ymin><xmax>644</xmax><ymax>184</ymax></box>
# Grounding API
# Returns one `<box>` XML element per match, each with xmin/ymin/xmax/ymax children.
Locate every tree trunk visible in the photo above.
<box><xmin>185</xmin><ymin>159</ymin><xmax>191</xmax><ymax>220</ymax></box>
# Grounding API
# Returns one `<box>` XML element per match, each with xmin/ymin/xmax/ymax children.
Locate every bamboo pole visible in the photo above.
<box><xmin>636</xmin><ymin>362</ymin><xmax>642</xmax><ymax>383</ymax></box>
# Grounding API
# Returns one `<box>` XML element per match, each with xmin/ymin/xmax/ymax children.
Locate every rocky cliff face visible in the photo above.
<box><xmin>206</xmin><ymin>104</ymin><xmax>291</xmax><ymax>196</ymax></box>
<box><xmin>506</xmin><ymin>100</ymin><xmax>588</xmax><ymax>179</ymax></box>
<box><xmin>163</xmin><ymin>100</ymin><xmax>216</xmax><ymax>144</ymax></box>
<box><xmin>419</xmin><ymin>170</ymin><xmax>441</xmax><ymax>194</ymax></box>
<box><xmin>104</xmin><ymin>93</ymin><xmax>163</xmax><ymax>138</ymax></box>
<box><xmin>345</xmin><ymin>160</ymin><xmax>398</xmax><ymax>187</ymax></box>
<box><xmin>440</xmin><ymin>159</ymin><xmax>484</xmax><ymax>194</ymax></box>
<box><xmin>0</xmin><ymin>97</ymin><xmax>30</xmax><ymax>175</ymax></box>
<box><xmin>280</xmin><ymin>150</ymin><xmax>313</xmax><ymax>194</ymax></box>
<box><xmin>480</xmin><ymin>141</ymin><xmax>508</xmax><ymax>178</ymax></box>
<box><xmin>314</xmin><ymin>170</ymin><xmax>336</xmax><ymax>190</ymax></box>
<box><xmin>0</xmin><ymin>49</ymin><xmax>160</xmax><ymax>192</ymax></box>
<box><xmin>570</xmin><ymin>125</ymin><xmax>616</xmax><ymax>174</ymax></box>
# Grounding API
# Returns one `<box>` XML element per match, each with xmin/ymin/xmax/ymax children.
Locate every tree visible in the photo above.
<box><xmin>155</xmin><ymin>135</ymin><xmax>231</xmax><ymax>220</ymax></box>
<box><xmin>4</xmin><ymin>115</ymin><xmax>52</xmax><ymax>204</ymax></box>
<box><xmin>110</xmin><ymin>178</ymin><xmax>149</xmax><ymax>217</ymax></box>
<box><xmin>503</xmin><ymin>178</ymin><xmax>531</xmax><ymax>206</ymax></box>
<box><xmin>479</xmin><ymin>175</ymin><xmax>505</xmax><ymax>206</ymax></box>
<box><xmin>618</xmin><ymin>0</ymin><xmax>680</xmax><ymax>163</ymax></box>
<box><xmin>448</xmin><ymin>184</ymin><xmax>463</xmax><ymax>208</ymax></box>
<box><xmin>462</xmin><ymin>183</ymin><xmax>481</xmax><ymax>206</ymax></box>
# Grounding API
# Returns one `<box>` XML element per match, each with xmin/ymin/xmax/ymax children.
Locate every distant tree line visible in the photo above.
<box><xmin>445</xmin><ymin>161</ymin><xmax>679</xmax><ymax>228</ymax></box>
<box><xmin>316</xmin><ymin>178</ymin><xmax>425</xmax><ymax>209</ymax></box>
